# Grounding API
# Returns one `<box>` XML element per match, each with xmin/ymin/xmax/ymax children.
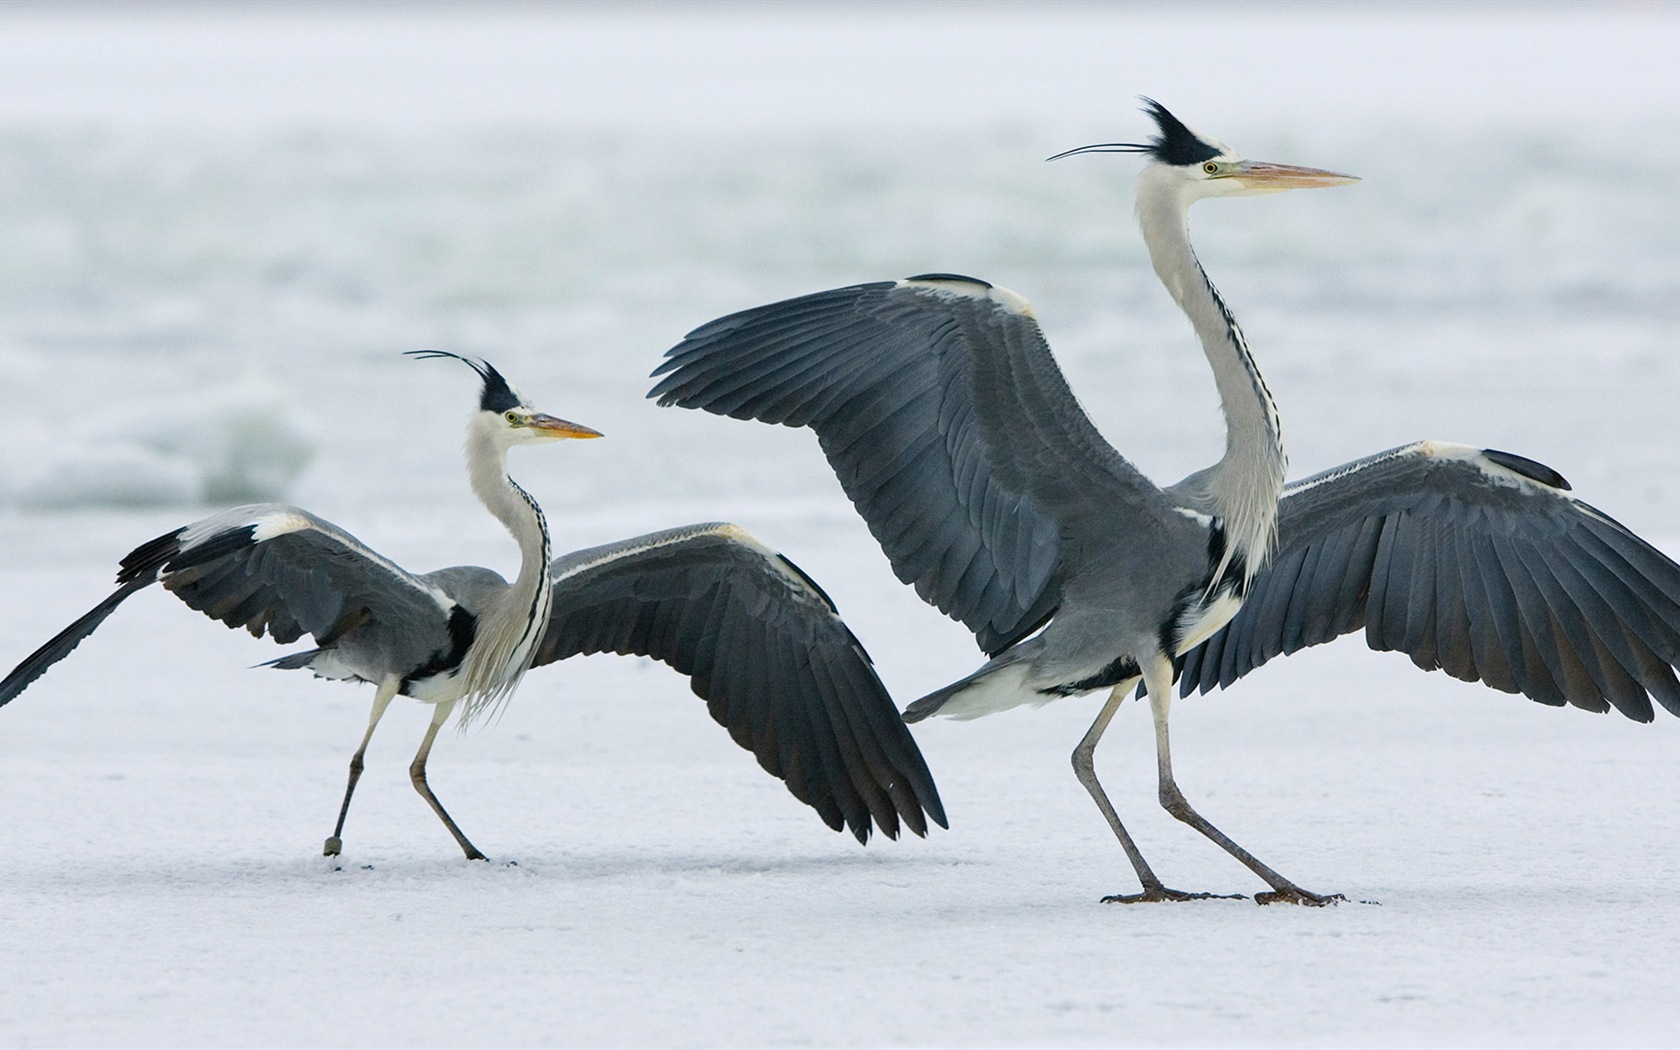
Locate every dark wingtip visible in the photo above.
<box><xmin>904</xmin><ymin>272</ymin><xmax>993</xmax><ymax>289</ymax></box>
<box><xmin>116</xmin><ymin>527</ymin><xmax>185</xmax><ymax>585</ymax></box>
<box><xmin>0</xmin><ymin>577</ymin><xmax>154</xmax><ymax>708</ymax></box>
<box><xmin>1483</xmin><ymin>448</ymin><xmax>1572</xmax><ymax>491</ymax></box>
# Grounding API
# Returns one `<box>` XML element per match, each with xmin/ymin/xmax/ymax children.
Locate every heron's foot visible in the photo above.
<box><xmin>462</xmin><ymin>846</ymin><xmax>488</xmax><ymax>862</ymax></box>
<box><xmin>1254</xmin><ymin>887</ymin><xmax>1345</xmax><ymax>907</ymax></box>
<box><xmin>323</xmin><ymin>835</ymin><xmax>343</xmax><ymax>857</ymax></box>
<box><xmin>1102</xmin><ymin>887</ymin><xmax>1248</xmax><ymax>904</ymax></box>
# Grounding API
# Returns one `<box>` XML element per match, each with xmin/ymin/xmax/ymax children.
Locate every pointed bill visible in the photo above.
<box><xmin>528</xmin><ymin>414</ymin><xmax>603</xmax><ymax>439</ymax></box>
<box><xmin>1231</xmin><ymin>161</ymin><xmax>1359</xmax><ymax>189</ymax></box>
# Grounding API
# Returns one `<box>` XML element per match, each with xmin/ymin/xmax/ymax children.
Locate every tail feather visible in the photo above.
<box><xmin>0</xmin><ymin>577</ymin><xmax>155</xmax><ymax>707</ymax></box>
<box><xmin>256</xmin><ymin>649</ymin><xmax>322</xmax><ymax>671</ymax></box>
<box><xmin>902</xmin><ymin>648</ymin><xmax>1044</xmax><ymax>723</ymax></box>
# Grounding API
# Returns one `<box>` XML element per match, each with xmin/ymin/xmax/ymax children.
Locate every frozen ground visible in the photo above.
<box><xmin>2</xmin><ymin>3</ymin><xmax>1680</xmax><ymax>1047</ymax></box>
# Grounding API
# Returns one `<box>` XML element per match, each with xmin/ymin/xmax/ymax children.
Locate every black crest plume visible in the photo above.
<box><xmin>1137</xmin><ymin>98</ymin><xmax>1221</xmax><ymax>166</ymax></box>
<box><xmin>1045</xmin><ymin>98</ymin><xmax>1220</xmax><ymax>166</ymax></box>
<box><xmin>406</xmin><ymin>350</ymin><xmax>522</xmax><ymax>413</ymax></box>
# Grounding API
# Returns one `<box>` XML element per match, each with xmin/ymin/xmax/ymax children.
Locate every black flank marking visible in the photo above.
<box><xmin>1205</xmin><ymin>522</ymin><xmax>1227</xmax><ymax>572</ymax></box>
<box><xmin>1053</xmin><ymin>654</ymin><xmax>1142</xmax><ymax>696</ymax></box>
<box><xmin>1161</xmin><ymin>609</ymin><xmax>1188</xmax><ymax>665</ymax></box>
<box><xmin>1483</xmin><ymin>449</ymin><xmax>1571</xmax><ymax>491</ymax></box>
<box><xmin>402</xmin><ymin>604</ymin><xmax>479</xmax><ymax>691</ymax></box>
<box><xmin>1222</xmin><ymin>553</ymin><xmax>1250</xmax><ymax>597</ymax></box>
<box><xmin>905</xmin><ymin>273</ymin><xmax>992</xmax><ymax>289</ymax></box>
<box><xmin>1202</xmin><ymin>523</ymin><xmax>1248</xmax><ymax>596</ymax></box>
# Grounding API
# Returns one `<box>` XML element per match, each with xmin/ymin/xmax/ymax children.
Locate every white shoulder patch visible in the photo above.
<box><xmin>178</xmin><ymin>504</ymin><xmax>301</xmax><ymax>549</ymax></box>
<box><xmin>708</xmin><ymin>524</ymin><xmax>836</xmax><ymax>607</ymax></box>
<box><xmin>178</xmin><ymin>503</ymin><xmax>453</xmax><ymax>612</ymax></box>
<box><xmin>1421</xmin><ymin>441</ymin><xmax>1573</xmax><ymax>497</ymax></box>
<box><xmin>987</xmin><ymin>285</ymin><xmax>1036</xmax><ymax>318</ymax></box>
<box><xmin>1284</xmin><ymin>440</ymin><xmax>1574</xmax><ymax>504</ymax></box>
<box><xmin>553</xmin><ymin>522</ymin><xmax>833</xmax><ymax>609</ymax></box>
<box><xmin>250</xmin><ymin>511</ymin><xmax>319</xmax><ymax>544</ymax></box>
<box><xmin>899</xmin><ymin>276</ymin><xmax>1037</xmax><ymax>319</ymax></box>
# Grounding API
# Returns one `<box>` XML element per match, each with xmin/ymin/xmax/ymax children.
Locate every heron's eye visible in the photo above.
<box><xmin>1202</xmin><ymin>161</ymin><xmax>1220</xmax><ymax>175</ymax></box>
<box><xmin>504</xmin><ymin>410</ymin><xmax>521</xmax><ymax>425</ymax></box>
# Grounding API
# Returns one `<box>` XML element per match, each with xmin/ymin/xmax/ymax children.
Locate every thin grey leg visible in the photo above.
<box><xmin>1143</xmin><ymin>656</ymin><xmax>1341</xmax><ymax>906</ymax></box>
<box><xmin>409</xmin><ymin>699</ymin><xmax>487</xmax><ymax>861</ymax></box>
<box><xmin>1074</xmin><ymin>681</ymin><xmax>1245</xmax><ymax>904</ymax></box>
<box><xmin>324</xmin><ymin>679</ymin><xmax>399</xmax><ymax>857</ymax></box>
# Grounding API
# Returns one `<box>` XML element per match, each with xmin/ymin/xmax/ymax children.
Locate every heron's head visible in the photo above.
<box><xmin>406</xmin><ymin>350</ymin><xmax>603</xmax><ymax>448</ymax></box>
<box><xmin>1049</xmin><ymin>98</ymin><xmax>1358</xmax><ymax>205</ymax></box>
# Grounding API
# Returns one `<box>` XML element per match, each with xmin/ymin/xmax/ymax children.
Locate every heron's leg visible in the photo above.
<box><xmin>324</xmin><ymin>677</ymin><xmax>399</xmax><ymax>857</ymax></box>
<box><xmin>409</xmin><ymin>698</ymin><xmax>487</xmax><ymax>862</ymax></box>
<box><xmin>1142</xmin><ymin>656</ymin><xmax>1341</xmax><ymax>907</ymax></box>
<box><xmin>1074</xmin><ymin>682</ymin><xmax>1242</xmax><ymax>904</ymax></box>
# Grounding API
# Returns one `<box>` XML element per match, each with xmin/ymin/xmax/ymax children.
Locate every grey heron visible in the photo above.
<box><xmin>0</xmin><ymin>350</ymin><xmax>944</xmax><ymax>859</ymax></box>
<box><xmin>650</xmin><ymin>100</ymin><xmax>1680</xmax><ymax>905</ymax></box>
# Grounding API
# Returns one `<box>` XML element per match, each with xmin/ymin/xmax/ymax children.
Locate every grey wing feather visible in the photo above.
<box><xmin>0</xmin><ymin>576</ymin><xmax>154</xmax><ymax>706</ymax></box>
<box><xmin>651</xmin><ymin>277</ymin><xmax>1169</xmax><ymax>656</ymax></box>
<box><xmin>1178</xmin><ymin>442</ymin><xmax>1680</xmax><ymax>721</ymax></box>
<box><xmin>0</xmin><ymin>504</ymin><xmax>467</xmax><ymax>709</ymax></box>
<box><xmin>530</xmin><ymin>522</ymin><xmax>946</xmax><ymax>843</ymax></box>
<box><xmin>158</xmin><ymin>506</ymin><xmax>462</xmax><ymax>680</ymax></box>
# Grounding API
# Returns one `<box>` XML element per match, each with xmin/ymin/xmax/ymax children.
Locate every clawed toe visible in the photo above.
<box><xmin>1102</xmin><ymin>887</ymin><xmax>1249</xmax><ymax>904</ymax></box>
<box><xmin>1254</xmin><ymin>887</ymin><xmax>1345</xmax><ymax>907</ymax></box>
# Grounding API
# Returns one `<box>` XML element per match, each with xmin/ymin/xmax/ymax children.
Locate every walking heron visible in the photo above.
<box><xmin>1</xmin><ymin>351</ymin><xmax>944</xmax><ymax>858</ymax></box>
<box><xmin>650</xmin><ymin>100</ymin><xmax>1680</xmax><ymax>904</ymax></box>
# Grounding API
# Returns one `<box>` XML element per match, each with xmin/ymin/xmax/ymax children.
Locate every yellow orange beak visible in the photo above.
<box><xmin>527</xmin><ymin>413</ymin><xmax>603</xmax><ymax>439</ymax></box>
<box><xmin>1228</xmin><ymin>160</ymin><xmax>1359</xmax><ymax>190</ymax></box>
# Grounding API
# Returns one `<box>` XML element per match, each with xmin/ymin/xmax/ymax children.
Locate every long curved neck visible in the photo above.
<box><xmin>1137</xmin><ymin>169</ymin><xmax>1286</xmax><ymax>585</ymax></box>
<box><xmin>459</xmin><ymin>419</ymin><xmax>552</xmax><ymax>722</ymax></box>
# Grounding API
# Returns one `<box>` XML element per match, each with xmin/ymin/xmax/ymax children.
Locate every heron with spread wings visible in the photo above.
<box><xmin>1</xmin><ymin>351</ymin><xmax>944</xmax><ymax>858</ymax></box>
<box><xmin>651</xmin><ymin>100</ymin><xmax>1680</xmax><ymax>904</ymax></box>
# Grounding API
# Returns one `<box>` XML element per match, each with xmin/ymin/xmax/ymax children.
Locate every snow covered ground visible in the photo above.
<box><xmin>3</xmin><ymin>3</ymin><xmax>1680</xmax><ymax>1046</ymax></box>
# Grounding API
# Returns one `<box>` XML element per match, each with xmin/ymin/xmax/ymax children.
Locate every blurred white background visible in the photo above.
<box><xmin>2</xmin><ymin>4</ymin><xmax>1679</xmax><ymax>1047</ymax></box>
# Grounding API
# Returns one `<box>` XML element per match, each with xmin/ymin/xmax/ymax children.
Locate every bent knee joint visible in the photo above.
<box><xmin>1158</xmin><ymin>782</ymin><xmax>1191</xmax><ymax>818</ymax></box>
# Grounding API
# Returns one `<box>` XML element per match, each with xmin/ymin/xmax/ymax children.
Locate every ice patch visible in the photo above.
<box><xmin>9</xmin><ymin>443</ymin><xmax>198</xmax><ymax>510</ymax></box>
<box><xmin>2</xmin><ymin>382</ymin><xmax>316</xmax><ymax>510</ymax></box>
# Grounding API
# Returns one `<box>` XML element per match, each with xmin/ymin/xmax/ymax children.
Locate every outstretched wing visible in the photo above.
<box><xmin>0</xmin><ymin>503</ymin><xmax>465</xmax><ymax>707</ymax></box>
<box><xmin>1178</xmin><ymin>442</ymin><xmax>1680</xmax><ymax>721</ymax></box>
<box><xmin>531</xmin><ymin>522</ymin><xmax>946</xmax><ymax>844</ymax></box>
<box><xmin>652</xmin><ymin>276</ymin><xmax>1173</xmax><ymax>656</ymax></box>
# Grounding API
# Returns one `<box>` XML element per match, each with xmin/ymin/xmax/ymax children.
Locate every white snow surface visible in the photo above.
<box><xmin>3</xmin><ymin>4</ymin><xmax>1680</xmax><ymax>1047</ymax></box>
